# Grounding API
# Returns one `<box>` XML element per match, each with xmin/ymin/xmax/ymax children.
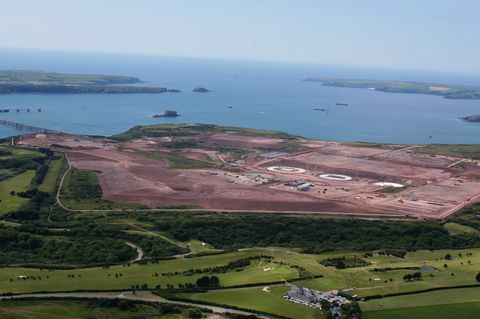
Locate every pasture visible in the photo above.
<box><xmin>0</xmin><ymin>247</ymin><xmax>478</xmax><ymax>298</ymax></box>
<box><xmin>0</xmin><ymin>299</ymin><xmax>190</xmax><ymax>319</ymax></box>
<box><xmin>363</xmin><ymin>302</ymin><xmax>480</xmax><ymax>319</ymax></box>
<box><xmin>0</xmin><ymin>250</ymin><xmax>299</xmax><ymax>294</ymax></box>
<box><xmin>179</xmin><ymin>286</ymin><xmax>320</xmax><ymax>319</ymax></box>
<box><xmin>0</xmin><ymin>170</ymin><xmax>35</xmax><ymax>215</ymax></box>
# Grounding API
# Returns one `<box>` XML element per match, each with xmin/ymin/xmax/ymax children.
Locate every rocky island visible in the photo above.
<box><xmin>461</xmin><ymin>115</ymin><xmax>480</xmax><ymax>122</ymax></box>
<box><xmin>153</xmin><ymin>110</ymin><xmax>180</xmax><ymax>118</ymax></box>
<box><xmin>0</xmin><ymin>70</ymin><xmax>180</xmax><ymax>94</ymax></box>
<box><xmin>192</xmin><ymin>87</ymin><xmax>210</xmax><ymax>93</ymax></box>
<box><xmin>304</xmin><ymin>77</ymin><xmax>480</xmax><ymax>100</ymax></box>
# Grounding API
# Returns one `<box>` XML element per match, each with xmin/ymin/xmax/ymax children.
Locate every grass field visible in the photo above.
<box><xmin>414</xmin><ymin>144</ymin><xmax>480</xmax><ymax>160</ymax></box>
<box><xmin>1</xmin><ymin>247</ymin><xmax>478</xmax><ymax>299</ymax></box>
<box><xmin>0</xmin><ymin>170</ymin><xmax>35</xmax><ymax>215</ymax></box>
<box><xmin>361</xmin><ymin>287</ymin><xmax>480</xmax><ymax>311</ymax></box>
<box><xmin>443</xmin><ymin>222</ymin><xmax>479</xmax><ymax>235</ymax></box>
<box><xmin>134</xmin><ymin>150</ymin><xmax>216</xmax><ymax>169</ymax></box>
<box><xmin>38</xmin><ymin>155</ymin><xmax>64</xmax><ymax>193</ymax></box>
<box><xmin>113</xmin><ymin>123</ymin><xmax>299</xmax><ymax>141</ymax></box>
<box><xmin>179</xmin><ymin>286</ymin><xmax>320</xmax><ymax>319</ymax></box>
<box><xmin>0</xmin><ymin>299</ymin><xmax>190</xmax><ymax>319</ymax></box>
<box><xmin>364</xmin><ymin>302</ymin><xmax>480</xmax><ymax>319</ymax></box>
<box><xmin>60</xmin><ymin>167</ymin><xmax>141</xmax><ymax>210</ymax></box>
<box><xmin>0</xmin><ymin>250</ymin><xmax>300</xmax><ymax>294</ymax></box>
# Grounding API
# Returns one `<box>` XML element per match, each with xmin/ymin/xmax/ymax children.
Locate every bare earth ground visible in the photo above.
<box><xmin>19</xmin><ymin>133</ymin><xmax>480</xmax><ymax>219</ymax></box>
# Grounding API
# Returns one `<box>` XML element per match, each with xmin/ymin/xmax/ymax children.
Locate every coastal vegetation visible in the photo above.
<box><xmin>0</xmin><ymin>70</ymin><xmax>179</xmax><ymax>94</ymax></box>
<box><xmin>414</xmin><ymin>144</ymin><xmax>480</xmax><ymax>159</ymax></box>
<box><xmin>112</xmin><ymin>123</ymin><xmax>300</xmax><ymax>141</ymax></box>
<box><xmin>304</xmin><ymin>77</ymin><xmax>480</xmax><ymax>100</ymax></box>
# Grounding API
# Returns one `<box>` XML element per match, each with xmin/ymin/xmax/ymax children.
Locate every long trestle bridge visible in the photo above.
<box><xmin>0</xmin><ymin>119</ymin><xmax>63</xmax><ymax>134</ymax></box>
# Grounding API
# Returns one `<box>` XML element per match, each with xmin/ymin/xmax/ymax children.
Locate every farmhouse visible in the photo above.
<box><xmin>283</xmin><ymin>285</ymin><xmax>350</xmax><ymax>309</ymax></box>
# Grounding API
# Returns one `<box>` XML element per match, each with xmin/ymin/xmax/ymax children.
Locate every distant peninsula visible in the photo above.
<box><xmin>0</xmin><ymin>70</ymin><xmax>180</xmax><ymax>94</ymax></box>
<box><xmin>304</xmin><ymin>77</ymin><xmax>480</xmax><ymax>100</ymax></box>
<box><xmin>461</xmin><ymin>114</ymin><xmax>480</xmax><ymax>122</ymax></box>
<box><xmin>192</xmin><ymin>87</ymin><xmax>210</xmax><ymax>93</ymax></box>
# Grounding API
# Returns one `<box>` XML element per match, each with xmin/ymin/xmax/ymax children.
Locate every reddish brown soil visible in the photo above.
<box><xmin>19</xmin><ymin>133</ymin><xmax>480</xmax><ymax>219</ymax></box>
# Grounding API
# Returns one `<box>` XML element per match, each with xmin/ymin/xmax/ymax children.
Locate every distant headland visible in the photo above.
<box><xmin>192</xmin><ymin>87</ymin><xmax>210</xmax><ymax>93</ymax></box>
<box><xmin>0</xmin><ymin>70</ymin><xmax>180</xmax><ymax>94</ymax></box>
<box><xmin>304</xmin><ymin>77</ymin><xmax>480</xmax><ymax>100</ymax></box>
<box><xmin>461</xmin><ymin>114</ymin><xmax>480</xmax><ymax>122</ymax></box>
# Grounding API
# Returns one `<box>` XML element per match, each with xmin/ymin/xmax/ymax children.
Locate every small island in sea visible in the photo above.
<box><xmin>461</xmin><ymin>114</ymin><xmax>480</xmax><ymax>122</ymax></box>
<box><xmin>192</xmin><ymin>87</ymin><xmax>210</xmax><ymax>93</ymax></box>
<box><xmin>304</xmin><ymin>77</ymin><xmax>480</xmax><ymax>100</ymax></box>
<box><xmin>0</xmin><ymin>70</ymin><xmax>180</xmax><ymax>94</ymax></box>
<box><xmin>153</xmin><ymin>110</ymin><xmax>180</xmax><ymax>118</ymax></box>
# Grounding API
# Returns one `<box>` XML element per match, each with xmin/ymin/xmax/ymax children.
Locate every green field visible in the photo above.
<box><xmin>414</xmin><ymin>144</ymin><xmax>480</xmax><ymax>160</ymax></box>
<box><xmin>0</xmin><ymin>250</ymin><xmax>299</xmax><ymax>294</ymax></box>
<box><xmin>304</xmin><ymin>77</ymin><xmax>480</xmax><ymax>100</ymax></box>
<box><xmin>364</xmin><ymin>302</ymin><xmax>480</xmax><ymax>319</ymax></box>
<box><xmin>361</xmin><ymin>287</ymin><xmax>480</xmax><ymax>311</ymax></box>
<box><xmin>0</xmin><ymin>70</ymin><xmax>178</xmax><ymax>94</ymax></box>
<box><xmin>112</xmin><ymin>123</ymin><xmax>300</xmax><ymax>141</ymax></box>
<box><xmin>179</xmin><ymin>286</ymin><xmax>320</xmax><ymax>319</ymax></box>
<box><xmin>38</xmin><ymin>155</ymin><xmax>64</xmax><ymax>193</ymax></box>
<box><xmin>0</xmin><ymin>299</ymin><xmax>194</xmax><ymax>319</ymax></box>
<box><xmin>134</xmin><ymin>150</ymin><xmax>216</xmax><ymax>169</ymax></box>
<box><xmin>60</xmin><ymin>167</ymin><xmax>140</xmax><ymax>210</ymax></box>
<box><xmin>1</xmin><ymin>247</ymin><xmax>478</xmax><ymax>298</ymax></box>
<box><xmin>0</xmin><ymin>170</ymin><xmax>35</xmax><ymax>215</ymax></box>
<box><xmin>444</xmin><ymin>222</ymin><xmax>479</xmax><ymax>235</ymax></box>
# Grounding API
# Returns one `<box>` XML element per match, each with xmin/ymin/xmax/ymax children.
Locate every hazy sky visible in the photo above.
<box><xmin>1</xmin><ymin>0</ymin><xmax>479</xmax><ymax>73</ymax></box>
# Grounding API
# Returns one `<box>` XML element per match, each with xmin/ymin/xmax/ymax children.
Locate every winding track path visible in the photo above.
<box><xmin>125</xmin><ymin>242</ymin><xmax>144</xmax><ymax>262</ymax></box>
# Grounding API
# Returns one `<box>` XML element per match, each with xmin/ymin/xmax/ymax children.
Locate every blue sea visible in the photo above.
<box><xmin>0</xmin><ymin>49</ymin><xmax>479</xmax><ymax>144</ymax></box>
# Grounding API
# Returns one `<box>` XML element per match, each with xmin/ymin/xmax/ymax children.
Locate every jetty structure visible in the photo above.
<box><xmin>0</xmin><ymin>119</ymin><xmax>62</xmax><ymax>134</ymax></box>
<box><xmin>0</xmin><ymin>108</ymin><xmax>42</xmax><ymax>113</ymax></box>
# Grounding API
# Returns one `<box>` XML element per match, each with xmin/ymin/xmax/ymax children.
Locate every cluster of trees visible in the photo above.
<box><xmin>0</xmin><ymin>225</ymin><xmax>135</xmax><ymax>264</ymax></box>
<box><xmin>377</xmin><ymin>249</ymin><xmax>407</xmax><ymax>258</ymax></box>
<box><xmin>159</xmin><ymin>256</ymin><xmax>270</xmax><ymax>277</ymax></box>
<box><xmin>1</xmin><ymin>148</ymin><xmax>59</xmax><ymax>220</ymax></box>
<box><xmin>319</xmin><ymin>256</ymin><xmax>369</xmax><ymax>269</ymax></box>
<box><xmin>138</xmin><ymin>237</ymin><xmax>187</xmax><ymax>258</ymax></box>
<box><xmin>403</xmin><ymin>272</ymin><xmax>422</xmax><ymax>281</ymax></box>
<box><xmin>450</xmin><ymin>205</ymin><xmax>480</xmax><ymax>230</ymax></box>
<box><xmin>196</xmin><ymin>275</ymin><xmax>220</xmax><ymax>288</ymax></box>
<box><xmin>0</xmin><ymin>219</ymin><xmax>190</xmax><ymax>265</ymax></box>
<box><xmin>153</xmin><ymin>214</ymin><xmax>480</xmax><ymax>252</ymax></box>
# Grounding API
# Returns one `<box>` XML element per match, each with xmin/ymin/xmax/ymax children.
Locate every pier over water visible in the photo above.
<box><xmin>0</xmin><ymin>119</ymin><xmax>62</xmax><ymax>134</ymax></box>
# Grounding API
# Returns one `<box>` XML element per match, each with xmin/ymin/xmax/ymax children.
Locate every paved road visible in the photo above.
<box><xmin>0</xmin><ymin>291</ymin><xmax>270</xmax><ymax>318</ymax></box>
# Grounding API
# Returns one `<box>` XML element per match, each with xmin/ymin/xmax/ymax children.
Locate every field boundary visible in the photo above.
<box><xmin>362</xmin><ymin>283</ymin><xmax>480</xmax><ymax>301</ymax></box>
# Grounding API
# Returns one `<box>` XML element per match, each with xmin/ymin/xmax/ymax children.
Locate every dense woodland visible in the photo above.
<box><xmin>152</xmin><ymin>212</ymin><xmax>480</xmax><ymax>253</ymax></box>
<box><xmin>0</xmin><ymin>145</ymin><xmax>185</xmax><ymax>265</ymax></box>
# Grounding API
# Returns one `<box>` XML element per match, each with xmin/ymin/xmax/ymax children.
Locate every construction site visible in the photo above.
<box><xmin>18</xmin><ymin>129</ymin><xmax>480</xmax><ymax>219</ymax></box>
